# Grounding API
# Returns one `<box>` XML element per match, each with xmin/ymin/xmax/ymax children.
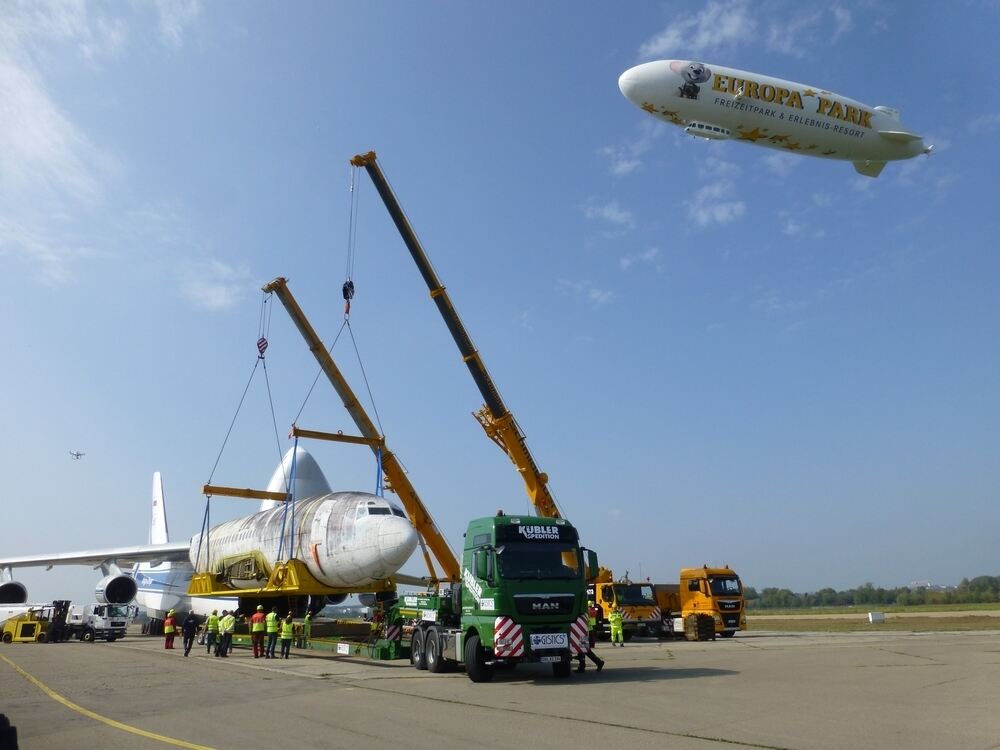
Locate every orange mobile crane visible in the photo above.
<box><xmin>350</xmin><ymin>151</ymin><xmax>562</xmax><ymax>522</ymax></box>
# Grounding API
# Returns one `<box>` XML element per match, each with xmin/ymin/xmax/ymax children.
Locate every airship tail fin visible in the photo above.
<box><xmin>878</xmin><ymin>129</ymin><xmax>922</xmax><ymax>143</ymax></box>
<box><xmin>853</xmin><ymin>160</ymin><xmax>887</xmax><ymax>178</ymax></box>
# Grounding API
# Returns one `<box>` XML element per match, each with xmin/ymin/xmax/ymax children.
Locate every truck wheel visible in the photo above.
<box><xmin>426</xmin><ymin>626</ymin><xmax>445</xmax><ymax>674</ymax></box>
<box><xmin>463</xmin><ymin>633</ymin><xmax>494</xmax><ymax>683</ymax></box>
<box><xmin>106</xmin><ymin>637</ymin><xmax>116</xmax><ymax>642</ymax></box>
<box><xmin>410</xmin><ymin>628</ymin><xmax>427</xmax><ymax>670</ymax></box>
<box><xmin>720</xmin><ymin>630</ymin><xmax>735</xmax><ymax>638</ymax></box>
<box><xmin>552</xmin><ymin>658</ymin><xmax>571</xmax><ymax>678</ymax></box>
<box><xmin>623</xmin><ymin>630</ymin><xmax>634</xmax><ymax>642</ymax></box>
<box><xmin>2</xmin><ymin>633</ymin><xmax>11</xmax><ymax>644</ymax></box>
<box><xmin>82</xmin><ymin>628</ymin><xmax>95</xmax><ymax>643</ymax></box>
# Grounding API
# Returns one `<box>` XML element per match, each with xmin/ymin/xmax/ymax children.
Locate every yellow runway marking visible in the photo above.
<box><xmin>0</xmin><ymin>653</ymin><xmax>214</xmax><ymax>749</ymax></box>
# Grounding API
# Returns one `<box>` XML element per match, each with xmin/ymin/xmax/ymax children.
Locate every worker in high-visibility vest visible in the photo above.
<box><xmin>205</xmin><ymin>609</ymin><xmax>220</xmax><ymax>654</ymax></box>
<box><xmin>609</xmin><ymin>606</ymin><xmax>625</xmax><ymax>647</ymax></box>
<box><xmin>264</xmin><ymin>606</ymin><xmax>279</xmax><ymax>659</ymax></box>
<box><xmin>279</xmin><ymin>613</ymin><xmax>295</xmax><ymax>659</ymax></box>
<box><xmin>249</xmin><ymin>604</ymin><xmax>267</xmax><ymax>658</ymax></box>
<box><xmin>296</xmin><ymin>612</ymin><xmax>312</xmax><ymax>649</ymax></box>
<box><xmin>576</xmin><ymin>601</ymin><xmax>605</xmax><ymax>673</ymax></box>
<box><xmin>163</xmin><ymin>610</ymin><xmax>177</xmax><ymax>650</ymax></box>
<box><xmin>216</xmin><ymin>610</ymin><xmax>236</xmax><ymax>657</ymax></box>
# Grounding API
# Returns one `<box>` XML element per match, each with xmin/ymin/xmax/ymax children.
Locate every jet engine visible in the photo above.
<box><xmin>324</xmin><ymin>594</ymin><xmax>348</xmax><ymax>606</ymax></box>
<box><xmin>0</xmin><ymin>580</ymin><xmax>28</xmax><ymax>604</ymax></box>
<box><xmin>94</xmin><ymin>574</ymin><xmax>138</xmax><ymax>604</ymax></box>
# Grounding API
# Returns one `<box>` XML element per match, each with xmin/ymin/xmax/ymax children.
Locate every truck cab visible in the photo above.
<box><xmin>394</xmin><ymin>514</ymin><xmax>597</xmax><ymax>682</ymax></box>
<box><xmin>591</xmin><ymin>579</ymin><xmax>660</xmax><ymax>639</ymax></box>
<box><xmin>657</xmin><ymin>566</ymin><xmax>746</xmax><ymax>639</ymax></box>
<box><xmin>67</xmin><ymin>603</ymin><xmax>135</xmax><ymax>642</ymax></box>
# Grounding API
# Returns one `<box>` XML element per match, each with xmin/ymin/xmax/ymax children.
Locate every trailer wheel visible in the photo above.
<box><xmin>463</xmin><ymin>632</ymin><xmax>494</xmax><ymax>683</ymax></box>
<box><xmin>410</xmin><ymin>628</ymin><xmax>427</xmax><ymax>670</ymax></box>
<box><xmin>2</xmin><ymin>632</ymin><xmax>12</xmax><ymax>644</ymax></box>
<box><xmin>81</xmin><ymin>628</ymin><xmax>95</xmax><ymax>643</ymax></box>
<box><xmin>552</xmin><ymin>658</ymin><xmax>571</xmax><ymax>678</ymax></box>
<box><xmin>426</xmin><ymin>626</ymin><xmax>445</xmax><ymax>673</ymax></box>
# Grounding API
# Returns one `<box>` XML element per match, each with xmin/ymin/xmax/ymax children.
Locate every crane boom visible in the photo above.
<box><xmin>350</xmin><ymin>151</ymin><xmax>562</xmax><ymax>520</ymax></box>
<box><xmin>262</xmin><ymin>276</ymin><xmax>460</xmax><ymax>583</ymax></box>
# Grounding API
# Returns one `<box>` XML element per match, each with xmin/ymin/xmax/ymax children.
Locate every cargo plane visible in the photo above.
<box><xmin>619</xmin><ymin>60</ymin><xmax>932</xmax><ymax>177</ymax></box>
<box><xmin>0</xmin><ymin>447</ymin><xmax>419</xmax><ymax>619</ymax></box>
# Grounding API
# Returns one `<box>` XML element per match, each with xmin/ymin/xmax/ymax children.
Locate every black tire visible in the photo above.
<box><xmin>410</xmin><ymin>628</ymin><xmax>427</xmax><ymax>670</ymax></box>
<box><xmin>426</xmin><ymin>626</ymin><xmax>445</xmax><ymax>673</ymax></box>
<box><xmin>36</xmin><ymin>632</ymin><xmax>47</xmax><ymax>643</ymax></box>
<box><xmin>552</xmin><ymin>659</ymin><xmax>572</xmax><ymax>678</ymax></box>
<box><xmin>463</xmin><ymin>632</ymin><xmax>494</xmax><ymax>683</ymax></box>
<box><xmin>2</xmin><ymin>632</ymin><xmax>11</xmax><ymax>644</ymax></box>
<box><xmin>82</xmin><ymin>628</ymin><xmax>95</xmax><ymax>643</ymax></box>
<box><xmin>106</xmin><ymin>637</ymin><xmax>116</xmax><ymax>642</ymax></box>
<box><xmin>623</xmin><ymin>630</ymin><xmax>634</xmax><ymax>642</ymax></box>
<box><xmin>720</xmin><ymin>630</ymin><xmax>735</xmax><ymax>638</ymax></box>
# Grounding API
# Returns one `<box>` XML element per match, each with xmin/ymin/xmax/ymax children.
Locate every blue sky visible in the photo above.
<box><xmin>2</xmin><ymin>0</ymin><xmax>998</xmax><ymax>602</ymax></box>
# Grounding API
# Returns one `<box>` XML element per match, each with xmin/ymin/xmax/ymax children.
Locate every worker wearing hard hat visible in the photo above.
<box><xmin>205</xmin><ymin>609</ymin><xmax>220</xmax><ymax>654</ymax></box>
<box><xmin>264</xmin><ymin>606</ymin><xmax>279</xmax><ymax>659</ymax></box>
<box><xmin>163</xmin><ymin>610</ymin><xmax>177</xmax><ymax>650</ymax></box>
<box><xmin>279</xmin><ymin>613</ymin><xmax>295</xmax><ymax>659</ymax></box>
<box><xmin>216</xmin><ymin>610</ymin><xmax>236</xmax><ymax>657</ymax></box>
<box><xmin>249</xmin><ymin>605</ymin><xmax>267</xmax><ymax>658</ymax></box>
<box><xmin>609</xmin><ymin>606</ymin><xmax>624</xmax><ymax>647</ymax></box>
<box><xmin>297</xmin><ymin>611</ymin><xmax>312</xmax><ymax>649</ymax></box>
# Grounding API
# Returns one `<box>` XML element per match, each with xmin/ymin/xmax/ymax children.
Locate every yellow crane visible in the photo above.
<box><xmin>262</xmin><ymin>277</ymin><xmax>460</xmax><ymax>584</ymax></box>
<box><xmin>351</xmin><ymin>151</ymin><xmax>562</xmax><ymax>521</ymax></box>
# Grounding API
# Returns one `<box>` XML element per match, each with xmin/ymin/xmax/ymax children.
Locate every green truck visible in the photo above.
<box><xmin>393</xmin><ymin>514</ymin><xmax>598</xmax><ymax>682</ymax></box>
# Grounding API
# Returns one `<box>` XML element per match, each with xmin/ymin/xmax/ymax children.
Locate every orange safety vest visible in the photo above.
<box><xmin>163</xmin><ymin>616</ymin><xmax>176</xmax><ymax>634</ymax></box>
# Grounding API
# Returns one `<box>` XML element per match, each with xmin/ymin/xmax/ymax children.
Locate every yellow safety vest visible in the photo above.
<box><xmin>280</xmin><ymin>620</ymin><xmax>294</xmax><ymax>639</ymax></box>
<box><xmin>302</xmin><ymin>616</ymin><xmax>312</xmax><ymax>636</ymax></box>
<box><xmin>265</xmin><ymin>612</ymin><xmax>278</xmax><ymax>633</ymax></box>
<box><xmin>206</xmin><ymin>614</ymin><xmax>220</xmax><ymax>633</ymax></box>
<box><xmin>220</xmin><ymin>615</ymin><xmax>236</xmax><ymax>634</ymax></box>
<box><xmin>164</xmin><ymin>618</ymin><xmax>175</xmax><ymax>634</ymax></box>
<box><xmin>251</xmin><ymin>614</ymin><xmax>266</xmax><ymax>632</ymax></box>
<box><xmin>609</xmin><ymin>610</ymin><xmax>623</xmax><ymax>627</ymax></box>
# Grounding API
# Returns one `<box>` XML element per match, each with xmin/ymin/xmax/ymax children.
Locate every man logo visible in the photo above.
<box><xmin>532</xmin><ymin>602</ymin><xmax>559</xmax><ymax>612</ymax></box>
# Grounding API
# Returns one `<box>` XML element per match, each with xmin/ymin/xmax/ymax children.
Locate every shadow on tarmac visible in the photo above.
<box><xmin>489</xmin><ymin>665</ymin><xmax>737</xmax><ymax>685</ymax></box>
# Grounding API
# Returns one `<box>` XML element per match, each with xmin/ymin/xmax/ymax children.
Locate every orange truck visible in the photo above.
<box><xmin>587</xmin><ymin>569</ymin><xmax>662</xmax><ymax>640</ymax></box>
<box><xmin>654</xmin><ymin>566</ymin><xmax>746</xmax><ymax>640</ymax></box>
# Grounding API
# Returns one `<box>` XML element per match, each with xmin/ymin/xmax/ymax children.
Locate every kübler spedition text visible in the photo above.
<box><xmin>712</xmin><ymin>74</ymin><xmax>873</xmax><ymax>129</ymax></box>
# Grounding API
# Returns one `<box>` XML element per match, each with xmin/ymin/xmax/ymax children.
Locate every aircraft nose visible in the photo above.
<box><xmin>377</xmin><ymin>516</ymin><xmax>419</xmax><ymax>569</ymax></box>
<box><xmin>618</xmin><ymin>61</ymin><xmax>673</xmax><ymax>107</ymax></box>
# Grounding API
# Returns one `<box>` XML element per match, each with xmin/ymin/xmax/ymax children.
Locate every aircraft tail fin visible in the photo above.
<box><xmin>150</xmin><ymin>472</ymin><xmax>170</xmax><ymax>545</ymax></box>
<box><xmin>853</xmin><ymin>159</ymin><xmax>887</xmax><ymax>178</ymax></box>
<box><xmin>260</xmin><ymin>446</ymin><xmax>333</xmax><ymax>512</ymax></box>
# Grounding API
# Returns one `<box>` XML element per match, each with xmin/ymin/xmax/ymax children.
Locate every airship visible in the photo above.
<box><xmin>618</xmin><ymin>60</ymin><xmax>932</xmax><ymax>177</ymax></box>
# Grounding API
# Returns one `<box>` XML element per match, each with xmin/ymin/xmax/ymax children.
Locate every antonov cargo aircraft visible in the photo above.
<box><xmin>0</xmin><ymin>447</ymin><xmax>418</xmax><ymax>619</ymax></box>
<box><xmin>618</xmin><ymin>60</ymin><xmax>932</xmax><ymax>177</ymax></box>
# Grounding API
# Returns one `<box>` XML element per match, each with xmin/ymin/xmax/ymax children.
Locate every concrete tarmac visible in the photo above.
<box><xmin>2</xmin><ymin>629</ymin><xmax>999</xmax><ymax>749</ymax></box>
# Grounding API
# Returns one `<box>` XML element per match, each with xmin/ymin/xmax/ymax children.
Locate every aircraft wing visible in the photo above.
<box><xmin>0</xmin><ymin>542</ymin><xmax>191</xmax><ymax>570</ymax></box>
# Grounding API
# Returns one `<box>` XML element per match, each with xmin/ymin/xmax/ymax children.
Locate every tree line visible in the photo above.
<box><xmin>744</xmin><ymin>575</ymin><xmax>1000</xmax><ymax>609</ymax></box>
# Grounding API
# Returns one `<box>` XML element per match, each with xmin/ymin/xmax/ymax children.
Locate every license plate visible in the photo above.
<box><xmin>540</xmin><ymin>655</ymin><xmax>562</xmax><ymax>663</ymax></box>
<box><xmin>530</xmin><ymin>632</ymin><xmax>568</xmax><ymax>650</ymax></box>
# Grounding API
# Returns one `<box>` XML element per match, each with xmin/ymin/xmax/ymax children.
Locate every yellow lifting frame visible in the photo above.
<box><xmin>187</xmin><ymin>559</ymin><xmax>398</xmax><ymax>598</ymax></box>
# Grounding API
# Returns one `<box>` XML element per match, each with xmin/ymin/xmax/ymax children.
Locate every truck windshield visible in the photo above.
<box><xmin>613</xmin><ymin>584</ymin><xmax>656</xmax><ymax>606</ymax></box>
<box><xmin>107</xmin><ymin>606</ymin><xmax>129</xmax><ymax>618</ymax></box>
<box><xmin>707</xmin><ymin>576</ymin><xmax>741</xmax><ymax>596</ymax></box>
<box><xmin>496</xmin><ymin>543</ymin><xmax>581</xmax><ymax>579</ymax></box>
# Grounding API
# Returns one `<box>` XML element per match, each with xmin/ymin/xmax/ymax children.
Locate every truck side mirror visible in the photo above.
<box><xmin>585</xmin><ymin>550</ymin><xmax>599</xmax><ymax>580</ymax></box>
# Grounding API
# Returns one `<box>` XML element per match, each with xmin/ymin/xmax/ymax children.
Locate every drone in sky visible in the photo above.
<box><xmin>69</xmin><ymin>451</ymin><xmax>85</xmax><ymax>460</ymax></box>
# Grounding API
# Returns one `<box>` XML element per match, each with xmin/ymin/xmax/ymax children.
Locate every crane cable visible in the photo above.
<box><xmin>196</xmin><ymin>293</ymin><xmax>287</xmax><ymax>571</ymax></box>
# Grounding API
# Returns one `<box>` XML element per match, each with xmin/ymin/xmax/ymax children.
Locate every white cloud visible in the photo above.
<box><xmin>968</xmin><ymin>113</ymin><xmax>1000</xmax><ymax>134</ymax></box>
<box><xmin>584</xmin><ymin>200</ymin><xmax>635</xmax><ymax>229</ymax></box>
<box><xmin>762</xmin><ymin>152</ymin><xmax>799</xmax><ymax>178</ymax></box>
<box><xmin>179</xmin><ymin>259</ymin><xmax>251</xmax><ymax>311</ymax></box>
<box><xmin>556</xmin><ymin>279</ymin><xmax>615</xmax><ymax>307</ymax></box>
<box><xmin>812</xmin><ymin>192</ymin><xmax>833</xmax><ymax>207</ymax></box>
<box><xmin>600</xmin><ymin>120</ymin><xmax>666</xmax><ymax>177</ymax></box>
<box><xmin>620</xmin><ymin>247</ymin><xmax>662</xmax><ymax>271</ymax></box>
<box><xmin>154</xmin><ymin>0</ymin><xmax>201</xmax><ymax>49</ymax></box>
<box><xmin>638</xmin><ymin>0</ymin><xmax>757</xmax><ymax>59</ymax></box>
<box><xmin>831</xmin><ymin>6</ymin><xmax>853</xmax><ymax>42</ymax></box>
<box><xmin>685</xmin><ymin>181</ymin><xmax>746</xmax><ymax>227</ymax></box>
<box><xmin>766</xmin><ymin>11</ymin><xmax>823</xmax><ymax>57</ymax></box>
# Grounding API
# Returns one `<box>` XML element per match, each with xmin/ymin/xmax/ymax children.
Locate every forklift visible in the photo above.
<box><xmin>1</xmin><ymin>601</ymin><xmax>71</xmax><ymax>644</ymax></box>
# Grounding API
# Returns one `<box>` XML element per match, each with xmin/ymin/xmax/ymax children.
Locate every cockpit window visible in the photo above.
<box><xmin>391</xmin><ymin>508</ymin><xmax>406</xmax><ymax>518</ymax></box>
<box><xmin>368</xmin><ymin>507</ymin><xmax>391</xmax><ymax>515</ymax></box>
